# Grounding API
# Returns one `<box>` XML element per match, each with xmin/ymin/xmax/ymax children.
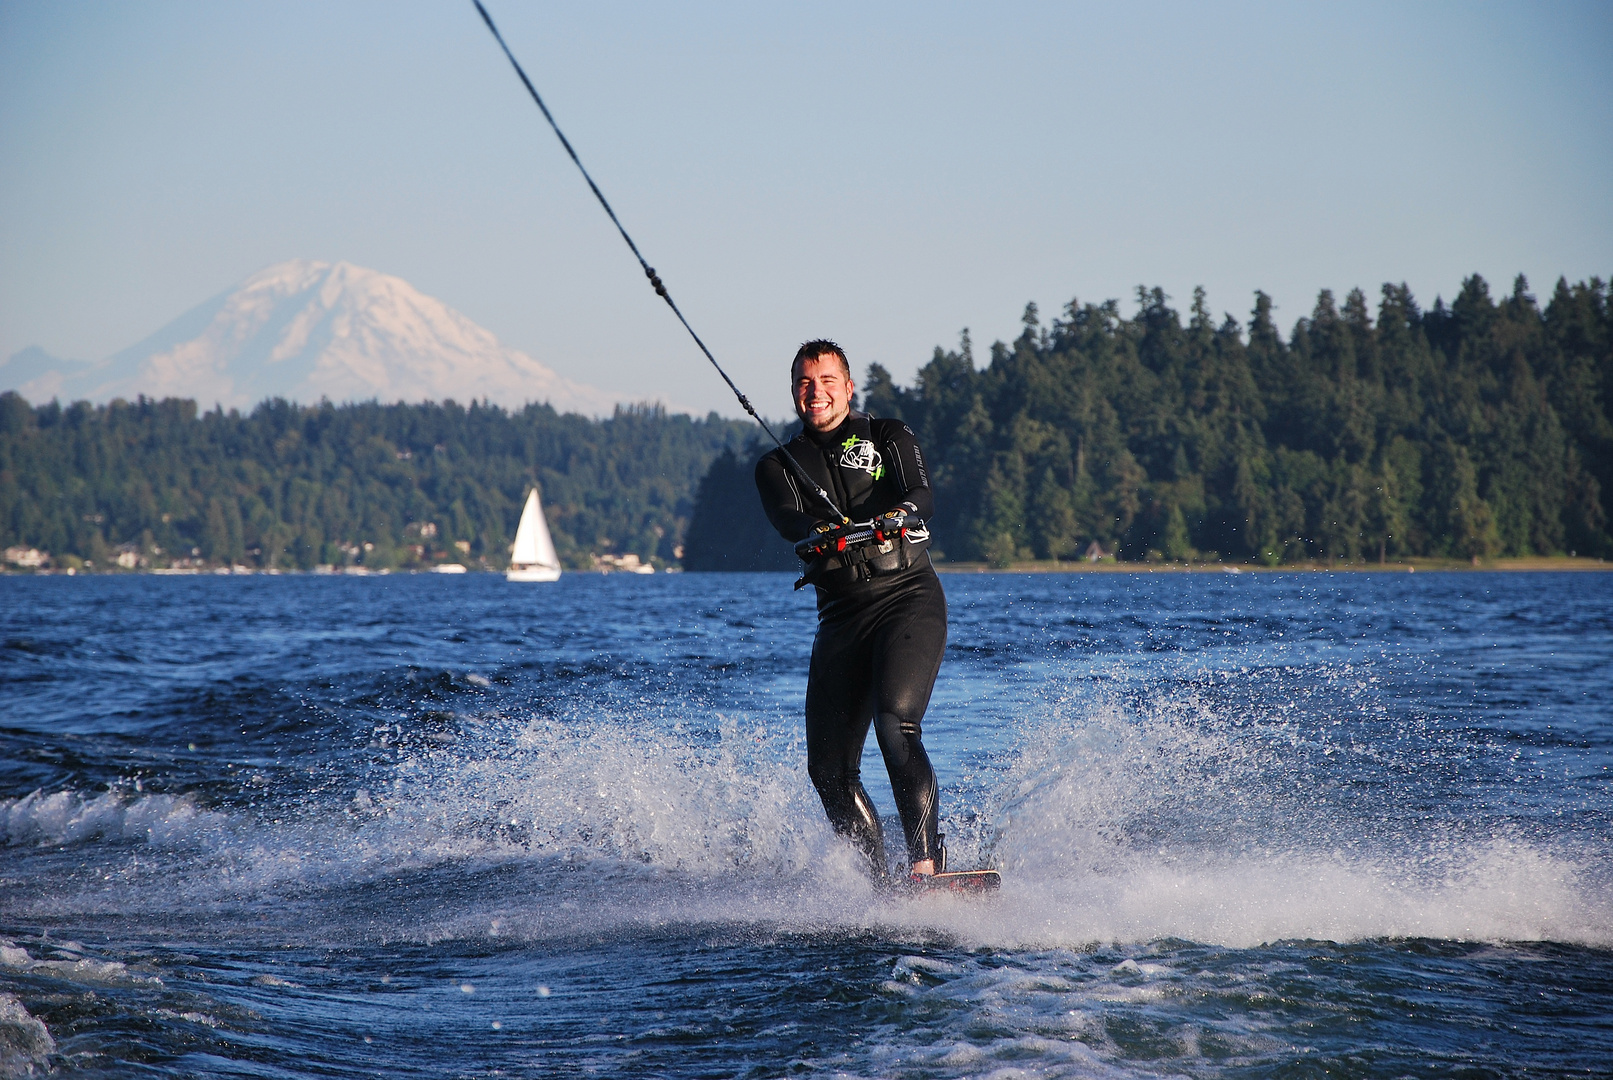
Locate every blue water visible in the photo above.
<box><xmin>2</xmin><ymin>570</ymin><xmax>1610</xmax><ymax>1077</ymax></box>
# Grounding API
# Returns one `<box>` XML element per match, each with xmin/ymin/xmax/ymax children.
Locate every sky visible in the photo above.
<box><xmin>1</xmin><ymin>1</ymin><xmax>1609</xmax><ymax>419</ymax></box>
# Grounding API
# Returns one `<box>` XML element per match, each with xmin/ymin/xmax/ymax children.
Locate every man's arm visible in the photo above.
<box><xmin>755</xmin><ymin>450</ymin><xmax>822</xmax><ymax>542</ymax></box>
<box><xmin>873</xmin><ymin>419</ymin><xmax>935</xmax><ymax>522</ymax></box>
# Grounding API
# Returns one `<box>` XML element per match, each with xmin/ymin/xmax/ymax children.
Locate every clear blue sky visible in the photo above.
<box><xmin>2</xmin><ymin>1</ymin><xmax>1609</xmax><ymax>418</ymax></box>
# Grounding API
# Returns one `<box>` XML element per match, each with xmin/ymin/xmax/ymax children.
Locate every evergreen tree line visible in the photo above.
<box><xmin>682</xmin><ymin>438</ymin><xmax>801</xmax><ymax>572</ymax></box>
<box><xmin>6</xmin><ymin>273</ymin><xmax>1608</xmax><ymax>573</ymax></box>
<box><xmin>687</xmin><ymin>273</ymin><xmax>1611</xmax><ymax>569</ymax></box>
<box><xmin>854</xmin><ymin>274</ymin><xmax>1611</xmax><ymax>565</ymax></box>
<box><xmin>0</xmin><ymin>394</ymin><xmax>754</xmax><ymax>571</ymax></box>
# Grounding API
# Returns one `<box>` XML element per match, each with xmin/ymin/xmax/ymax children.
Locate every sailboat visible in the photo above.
<box><xmin>506</xmin><ymin>488</ymin><xmax>562</xmax><ymax>582</ymax></box>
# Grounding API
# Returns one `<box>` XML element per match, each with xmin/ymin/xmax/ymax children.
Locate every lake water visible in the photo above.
<box><xmin>2</xmin><ymin>570</ymin><xmax>1610</xmax><ymax>1078</ymax></box>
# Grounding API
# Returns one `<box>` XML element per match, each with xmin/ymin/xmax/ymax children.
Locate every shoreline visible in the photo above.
<box><xmin>4</xmin><ymin>556</ymin><xmax>1609</xmax><ymax>577</ymax></box>
<box><xmin>933</xmin><ymin>555</ymin><xmax>1611</xmax><ymax>574</ymax></box>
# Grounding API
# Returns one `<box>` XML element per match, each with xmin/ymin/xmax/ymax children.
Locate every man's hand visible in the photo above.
<box><xmin>795</xmin><ymin>520</ymin><xmax>851</xmax><ymax>560</ymax></box>
<box><xmin>873</xmin><ymin>508</ymin><xmax>909</xmax><ymax>541</ymax></box>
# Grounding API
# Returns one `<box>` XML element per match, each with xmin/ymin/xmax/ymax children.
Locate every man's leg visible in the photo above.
<box><xmin>871</xmin><ymin>711</ymin><xmax>939</xmax><ymax>871</ymax></box>
<box><xmin>804</xmin><ymin>626</ymin><xmax>884</xmax><ymax>876</ymax></box>
<box><xmin>870</xmin><ymin>574</ymin><xmax>948</xmax><ymax>873</ymax></box>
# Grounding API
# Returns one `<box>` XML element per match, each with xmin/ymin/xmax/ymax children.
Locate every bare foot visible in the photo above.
<box><xmin>909</xmin><ymin>859</ymin><xmax>935</xmax><ymax>877</ymax></box>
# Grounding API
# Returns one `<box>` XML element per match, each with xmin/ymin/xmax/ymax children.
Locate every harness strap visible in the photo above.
<box><xmin>794</xmin><ymin>531</ymin><xmax>917</xmax><ymax>591</ymax></box>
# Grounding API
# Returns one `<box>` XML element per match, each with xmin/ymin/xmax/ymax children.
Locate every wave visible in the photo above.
<box><xmin>0</xmin><ymin>991</ymin><xmax>55</xmax><ymax>1077</ymax></box>
<box><xmin>979</xmin><ymin>683</ymin><xmax>1613</xmax><ymax>949</ymax></box>
<box><xmin>1</xmin><ymin>788</ymin><xmax>229</xmax><ymax>848</ymax></box>
<box><xmin>5</xmin><ymin>689</ymin><xmax>1609</xmax><ymax>952</ymax></box>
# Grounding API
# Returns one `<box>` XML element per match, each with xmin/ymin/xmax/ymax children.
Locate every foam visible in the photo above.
<box><xmin>978</xmin><ymin>836</ymin><xmax>1611</xmax><ymax>949</ymax></box>
<box><xmin>966</xmin><ymin>691</ymin><xmax>1613</xmax><ymax>950</ymax></box>
<box><xmin>3</xmin><ymin>711</ymin><xmax>841</xmax><ymax>920</ymax></box>
<box><xmin>0</xmin><ymin>992</ymin><xmax>55</xmax><ymax>1076</ymax></box>
<box><xmin>6</xmin><ymin>690</ymin><xmax>1609</xmax><ymax>952</ymax></box>
<box><xmin>1</xmin><ymin>788</ymin><xmax>227</xmax><ymax>848</ymax></box>
<box><xmin>0</xmin><ymin>939</ymin><xmax>161</xmax><ymax>988</ymax></box>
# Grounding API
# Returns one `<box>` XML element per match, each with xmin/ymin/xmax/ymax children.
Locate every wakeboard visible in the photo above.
<box><xmin>906</xmin><ymin>869</ymin><xmax>1001</xmax><ymax>894</ymax></box>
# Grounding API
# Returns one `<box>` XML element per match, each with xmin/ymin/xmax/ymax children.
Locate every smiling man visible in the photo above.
<box><xmin>754</xmin><ymin>339</ymin><xmax>949</xmax><ymax>882</ymax></box>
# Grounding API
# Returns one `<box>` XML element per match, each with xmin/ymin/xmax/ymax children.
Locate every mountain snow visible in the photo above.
<box><xmin>2</xmin><ymin>260</ymin><xmax>626</xmax><ymax>415</ymax></box>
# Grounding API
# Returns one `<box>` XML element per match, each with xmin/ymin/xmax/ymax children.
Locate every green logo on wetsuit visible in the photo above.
<box><xmin>839</xmin><ymin>436</ymin><xmax>884</xmax><ymax>480</ymax></box>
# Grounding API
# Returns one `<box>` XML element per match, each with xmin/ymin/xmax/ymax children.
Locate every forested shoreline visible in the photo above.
<box><xmin>854</xmin><ymin>274</ymin><xmax>1611</xmax><ymax>566</ymax></box>
<box><xmin>3</xmin><ymin>273</ymin><xmax>1609</xmax><ymax>573</ymax></box>
<box><xmin>0</xmin><ymin>396</ymin><xmax>753</xmax><ymax>571</ymax></box>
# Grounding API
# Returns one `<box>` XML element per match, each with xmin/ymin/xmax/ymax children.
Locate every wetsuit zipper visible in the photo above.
<box><xmin>819</xmin><ymin>440</ymin><xmax>861</xmax><ymax>579</ymax></box>
<box><xmin>825</xmin><ymin>444</ymin><xmax>849</xmax><ymax>521</ymax></box>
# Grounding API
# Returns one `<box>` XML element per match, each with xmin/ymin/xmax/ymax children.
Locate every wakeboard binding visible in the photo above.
<box><xmin>902</xmin><ymin>834</ymin><xmax>1002</xmax><ymax>894</ymax></box>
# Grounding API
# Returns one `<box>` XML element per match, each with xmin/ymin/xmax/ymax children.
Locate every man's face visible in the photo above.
<box><xmin>793</xmin><ymin>354</ymin><xmax>854</xmax><ymax>433</ymax></box>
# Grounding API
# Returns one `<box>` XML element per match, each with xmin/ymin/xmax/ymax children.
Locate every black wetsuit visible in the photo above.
<box><xmin>755</xmin><ymin>413</ymin><xmax>947</xmax><ymax>875</ymax></box>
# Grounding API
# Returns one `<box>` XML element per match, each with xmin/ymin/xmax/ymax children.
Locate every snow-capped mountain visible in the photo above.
<box><xmin>3</xmin><ymin>260</ymin><xmax>624</xmax><ymax>415</ymax></box>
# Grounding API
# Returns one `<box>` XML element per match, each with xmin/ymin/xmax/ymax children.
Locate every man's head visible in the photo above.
<box><xmin>791</xmin><ymin>339</ymin><xmax>854</xmax><ymax>433</ymax></box>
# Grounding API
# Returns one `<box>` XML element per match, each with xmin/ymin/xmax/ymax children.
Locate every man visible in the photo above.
<box><xmin>755</xmin><ymin>339</ymin><xmax>948</xmax><ymax>881</ymax></box>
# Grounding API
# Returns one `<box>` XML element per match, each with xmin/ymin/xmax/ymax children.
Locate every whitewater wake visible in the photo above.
<box><xmin>7</xmin><ymin>680</ymin><xmax>1609</xmax><ymax>954</ymax></box>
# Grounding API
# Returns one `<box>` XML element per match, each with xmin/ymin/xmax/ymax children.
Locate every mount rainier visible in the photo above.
<box><xmin>3</xmin><ymin>260</ymin><xmax>625</xmax><ymax>415</ymax></box>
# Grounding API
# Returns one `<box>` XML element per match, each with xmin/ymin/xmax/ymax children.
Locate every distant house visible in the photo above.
<box><xmin>592</xmin><ymin>552</ymin><xmax>654</xmax><ymax>574</ymax></box>
<box><xmin>1083</xmin><ymin>541</ymin><xmax>1107</xmax><ymax>563</ymax></box>
<box><xmin>4</xmin><ymin>546</ymin><xmax>48</xmax><ymax>568</ymax></box>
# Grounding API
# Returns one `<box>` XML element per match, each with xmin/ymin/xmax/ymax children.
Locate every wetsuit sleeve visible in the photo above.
<box><xmin>755</xmin><ymin>450</ymin><xmax>822</xmax><ymax>542</ymax></box>
<box><xmin>874</xmin><ymin>419</ymin><xmax>935</xmax><ymax>522</ymax></box>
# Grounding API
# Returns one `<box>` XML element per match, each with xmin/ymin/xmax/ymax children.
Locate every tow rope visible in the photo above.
<box><xmin>471</xmin><ymin>0</ymin><xmax>849</xmax><ymax>525</ymax></box>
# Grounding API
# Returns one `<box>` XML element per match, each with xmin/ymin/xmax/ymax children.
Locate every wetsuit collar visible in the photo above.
<box><xmin>803</xmin><ymin>411</ymin><xmax>865</xmax><ymax>448</ymax></box>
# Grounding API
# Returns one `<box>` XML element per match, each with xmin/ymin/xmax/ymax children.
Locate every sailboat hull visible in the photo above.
<box><xmin>506</xmin><ymin>565</ymin><xmax>562</xmax><ymax>583</ymax></box>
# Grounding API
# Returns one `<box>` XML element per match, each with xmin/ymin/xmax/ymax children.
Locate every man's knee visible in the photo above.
<box><xmin>807</xmin><ymin>756</ymin><xmax>854</xmax><ymax>794</ymax></box>
<box><xmin>875</xmin><ymin>709</ymin><xmax>923</xmax><ymax>742</ymax></box>
<box><xmin>876</xmin><ymin>678</ymin><xmax>935</xmax><ymax>735</ymax></box>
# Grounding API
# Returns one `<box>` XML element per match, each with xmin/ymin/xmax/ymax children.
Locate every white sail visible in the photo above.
<box><xmin>507</xmin><ymin>488</ymin><xmax>561</xmax><ymax>582</ymax></box>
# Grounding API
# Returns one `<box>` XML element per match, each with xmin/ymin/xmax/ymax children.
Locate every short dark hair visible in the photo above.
<box><xmin>791</xmin><ymin>339</ymin><xmax>851</xmax><ymax>380</ymax></box>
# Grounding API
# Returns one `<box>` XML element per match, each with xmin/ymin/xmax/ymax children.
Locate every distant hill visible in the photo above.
<box><xmin>2</xmin><ymin>260</ymin><xmax>624</xmax><ymax>415</ymax></box>
<box><xmin>0</xmin><ymin>395</ymin><xmax>755</xmax><ymax>572</ymax></box>
<box><xmin>9</xmin><ymin>270</ymin><xmax>1607</xmax><ymax>571</ymax></box>
<box><xmin>0</xmin><ymin>347</ymin><xmax>91</xmax><ymax>404</ymax></box>
<box><xmin>681</xmin><ymin>444</ymin><xmax>799</xmax><ymax>572</ymax></box>
<box><xmin>856</xmin><ymin>275</ymin><xmax>1612</xmax><ymax>565</ymax></box>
